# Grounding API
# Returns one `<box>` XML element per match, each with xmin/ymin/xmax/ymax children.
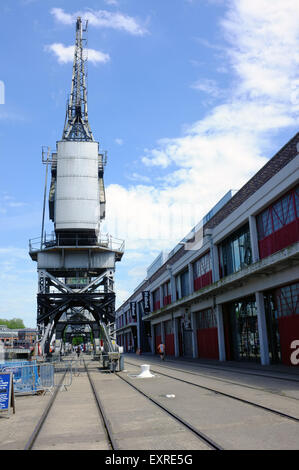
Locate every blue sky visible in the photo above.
<box><xmin>0</xmin><ymin>0</ymin><xmax>299</xmax><ymax>327</ymax></box>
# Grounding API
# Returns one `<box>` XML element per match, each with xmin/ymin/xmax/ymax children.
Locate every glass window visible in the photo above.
<box><xmin>272</xmin><ymin>193</ymin><xmax>295</xmax><ymax>230</ymax></box>
<box><xmin>229</xmin><ymin>298</ymin><xmax>260</xmax><ymax>361</ymax></box>
<box><xmin>181</xmin><ymin>270</ymin><xmax>190</xmax><ymax>297</ymax></box>
<box><xmin>276</xmin><ymin>282</ymin><xmax>299</xmax><ymax>318</ymax></box>
<box><xmin>163</xmin><ymin>281</ymin><xmax>171</xmax><ymax>297</ymax></box>
<box><xmin>196</xmin><ymin>308</ymin><xmax>217</xmax><ymax>329</ymax></box>
<box><xmin>164</xmin><ymin>320</ymin><xmax>173</xmax><ymax>334</ymax></box>
<box><xmin>257</xmin><ymin>185</ymin><xmax>299</xmax><ymax>241</ymax></box>
<box><xmin>193</xmin><ymin>252</ymin><xmax>211</xmax><ymax>279</ymax></box>
<box><xmin>152</xmin><ymin>289</ymin><xmax>160</xmax><ymax>310</ymax></box>
<box><xmin>257</xmin><ymin>208</ymin><xmax>273</xmax><ymax>239</ymax></box>
<box><xmin>219</xmin><ymin>224</ymin><xmax>252</xmax><ymax>277</ymax></box>
<box><xmin>153</xmin><ymin>289</ymin><xmax>160</xmax><ymax>303</ymax></box>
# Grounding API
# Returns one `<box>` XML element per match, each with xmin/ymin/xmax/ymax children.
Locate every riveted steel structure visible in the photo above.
<box><xmin>29</xmin><ymin>17</ymin><xmax>124</xmax><ymax>362</ymax></box>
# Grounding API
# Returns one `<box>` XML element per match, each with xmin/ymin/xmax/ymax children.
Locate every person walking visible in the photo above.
<box><xmin>158</xmin><ymin>342</ymin><xmax>165</xmax><ymax>360</ymax></box>
<box><xmin>76</xmin><ymin>345</ymin><xmax>81</xmax><ymax>358</ymax></box>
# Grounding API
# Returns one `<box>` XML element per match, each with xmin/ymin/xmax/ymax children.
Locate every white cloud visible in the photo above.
<box><xmin>126</xmin><ymin>172</ymin><xmax>151</xmax><ymax>184</ymax></box>
<box><xmin>104</xmin><ymin>0</ymin><xmax>119</xmax><ymax>6</ymax></box>
<box><xmin>51</xmin><ymin>7</ymin><xmax>148</xmax><ymax>36</ymax></box>
<box><xmin>115</xmin><ymin>138</ymin><xmax>123</xmax><ymax>145</ymax></box>
<box><xmin>222</xmin><ymin>0</ymin><xmax>299</xmax><ymax>108</ymax></box>
<box><xmin>142</xmin><ymin>148</ymin><xmax>172</xmax><ymax>169</ymax></box>
<box><xmin>45</xmin><ymin>43</ymin><xmax>110</xmax><ymax>65</ymax></box>
<box><xmin>0</xmin><ymin>193</ymin><xmax>29</xmax><ymax>216</ymax></box>
<box><xmin>0</xmin><ymin>111</ymin><xmax>26</xmax><ymax>121</ymax></box>
<box><xmin>191</xmin><ymin>78</ymin><xmax>222</xmax><ymax>97</ymax></box>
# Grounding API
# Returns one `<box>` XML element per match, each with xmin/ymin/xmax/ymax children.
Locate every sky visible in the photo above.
<box><xmin>0</xmin><ymin>0</ymin><xmax>299</xmax><ymax>327</ymax></box>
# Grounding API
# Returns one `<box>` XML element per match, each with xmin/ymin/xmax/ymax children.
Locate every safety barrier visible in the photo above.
<box><xmin>0</xmin><ymin>360</ymin><xmax>73</xmax><ymax>395</ymax></box>
<box><xmin>52</xmin><ymin>360</ymin><xmax>73</xmax><ymax>388</ymax></box>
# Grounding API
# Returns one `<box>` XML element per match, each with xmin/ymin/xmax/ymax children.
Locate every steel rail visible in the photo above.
<box><xmin>24</xmin><ymin>369</ymin><xmax>67</xmax><ymax>450</ymax></box>
<box><xmin>136</xmin><ymin>357</ymin><xmax>299</xmax><ymax>383</ymax></box>
<box><xmin>125</xmin><ymin>360</ymin><xmax>299</xmax><ymax>424</ymax></box>
<box><xmin>125</xmin><ymin>359</ymin><xmax>299</xmax><ymax>402</ymax></box>
<box><xmin>83</xmin><ymin>360</ymin><xmax>119</xmax><ymax>450</ymax></box>
<box><xmin>116</xmin><ymin>372</ymin><xmax>223</xmax><ymax>451</ymax></box>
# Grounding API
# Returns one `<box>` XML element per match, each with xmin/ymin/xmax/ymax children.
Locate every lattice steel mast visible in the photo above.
<box><xmin>63</xmin><ymin>17</ymin><xmax>94</xmax><ymax>142</ymax></box>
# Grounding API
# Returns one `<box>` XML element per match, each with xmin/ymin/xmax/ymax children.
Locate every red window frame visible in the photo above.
<box><xmin>257</xmin><ymin>185</ymin><xmax>299</xmax><ymax>258</ymax></box>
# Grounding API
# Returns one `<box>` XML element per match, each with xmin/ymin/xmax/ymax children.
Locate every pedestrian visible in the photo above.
<box><xmin>76</xmin><ymin>345</ymin><xmax>81</xmax><ymax>358</ymax></box>
<box><xmin>158</xmin><ymin>343</ymin><xmax>165</xmax><ymax>360</ymax></box>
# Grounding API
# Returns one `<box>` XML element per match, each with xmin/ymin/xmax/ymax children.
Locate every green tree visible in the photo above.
<box><xmin>0</xmin><ymin>318</ymin><xmax>25</xmax><ymax>329</ymax></box>
<box><xmin>72</xmin><ymin>336</ymin><xmax>83</xmax><ymax>346</ymax></box>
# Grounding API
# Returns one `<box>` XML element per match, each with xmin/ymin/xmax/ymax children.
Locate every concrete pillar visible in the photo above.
<box><xmin>249</xmin><ymin>215</ymin><xmax>260</xmax><ymax>263</ymax></box>
<box><xmin>137</xmin><ymin>302</ymin><xmax>141</xmax><ymax>351</ymax></box>
<box><xmin>215</xmin><ymin>304</ymin><xmax>226</xmax><ymax>361</ymax></box>
<box><xmin>176</xmin><ymin>275</ymin><xmax>182</xmax><ymax>300</ymax></box>
<box><xmin>173</xmin><ymin>317</ymin><xmax>179</xmax><ymax>357</ymax></box>
<box><xmin>188</xmin><ymin>263</ymin><xmax>194</xmax><ymax>295</ymax></box>
<box><xmin>191</xmin><ymin>311</ymin><xmax>198</xmax><ymax>358</ymax></box>
<box><xmin>159</xmin><ymin>286</ymin><xmax>164</xmax><ymax>308</ymax></box>
<box><xmin>149</xmin><ymin>291</ymin><xmax>154</xmax><ymax>313</ymax></box>
<box><xmin>206</xmin><ymin>231</ymin><xmax>220</xmax><ymax>282</ymax></box>
<box><xmin>255</xmin><ymin>291</ymin><xmax>270</xmax><ymax>365</ymax></box>
<box><xmin>150</xmin><ymin>323</ymin><xmax>155</xmax><ymax>353</ymax></box>
<box><xmin>205</xmin><ymin>231</ymin><xmax>219</xmax><ymax>282</ymax></box>
<box><xmin>161</xmin><ymin>321</ymin><xmax>165</xmax><ymax>344</ymax></box>
<box><xmin>168</xmin><ymin>269</ymin><xmax>177</xmax><ymax>303</ymax></box>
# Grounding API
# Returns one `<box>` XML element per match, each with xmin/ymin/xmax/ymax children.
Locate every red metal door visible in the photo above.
<box><xmin>165</xmin><ymin>334</ymin><xmax>175</xmax><ymax>355</ymax></box>
<box><xmin>197</xmin><ymin>328</ymin><xmax>219</xmax><ymax>359</ymax></box>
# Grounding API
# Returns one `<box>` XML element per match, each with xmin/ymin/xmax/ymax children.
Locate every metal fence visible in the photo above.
<box><xmin>0</xmin><ymin>360</ymin><xmax>73</xmax><ymax>395</ymax></box>
<box><xmin>52</xmin><ymin>360</ymin><xmax>73</xmax><ymax>388</ymax></box>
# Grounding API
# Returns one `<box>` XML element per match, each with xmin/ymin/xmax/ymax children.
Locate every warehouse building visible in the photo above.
<box><xmin>116</xmin><ymin>132</ymin><xmax>299</xmax><ymax>366</ymax></box>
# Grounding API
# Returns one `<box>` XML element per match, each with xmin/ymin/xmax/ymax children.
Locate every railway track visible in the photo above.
<box><xmin>84</xmin><ymin>360</ymin><xmax>118</xmax><ymax>450</ymax></box>
<box><xmin>24</xmin><ymin>368</ymin><xmax>68</xmax><ymax>450</ymax></box>
<box><xmin>125</xmin><ymin>358</ymin><xmax>299</xmax><ymax>401</ymax></box>
<box><xmin>23</xmin><ymin>359</ymin><xmax>221</xmax><ymax>450</ymax></box>
<box><xmin>86</xmin><ymin>361</ymin><xmax>219</xmax><ymax>450</ymax></box>
<box><xmin>24</xmin><ymin>359</ymin><xmax>115</xmax><ymax>451</ymax></box>
<box><xmin>142</xmin><ymin>357</ymin><xmax>299</xmax><ymax>383</ymax></box>
<box><xmin>115</xmin><ymin>372</ymin><xmax>222</xmax><ymax>450</ymax></box>
<box><xmin>124</xmin><ymin>359</ymin><xmax>299</xmax><ymax>424</ymax></box>
<box><xmin>21</xmin><ymin>356</ymin><xmax>299</xmax><ymax>450</ymax></box>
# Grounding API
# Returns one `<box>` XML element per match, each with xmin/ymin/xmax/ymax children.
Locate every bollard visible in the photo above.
<box><xmin>137</xmin><ymin>364</ymin><xmax>154</xmax><ymax>378</ymax></box>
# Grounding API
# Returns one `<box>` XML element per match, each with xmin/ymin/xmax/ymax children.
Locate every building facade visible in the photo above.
<box><xmin>116</xmin><ymin>132</ymin><xmax>299</xmax><ymax>366</ymax></box>
<box><xmin>0</xmin><ymin>326</ymin><xmax>37</xmax><ymax>349</ymax></box>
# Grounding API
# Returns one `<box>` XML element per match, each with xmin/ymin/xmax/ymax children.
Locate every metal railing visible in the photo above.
<box><xmin>0</xmin><ymin>362</ymin><xmax>53</xmax><ymax>395</ymax></box>
<box><xmin>0</xmin><ymin>359</ymin><xmax>73</xmax><ymax>395</ymax></box>
<box><xmin>29</xmin><ymin>233</ymin><xmax>125</xmax><ymax>253</ymax></box>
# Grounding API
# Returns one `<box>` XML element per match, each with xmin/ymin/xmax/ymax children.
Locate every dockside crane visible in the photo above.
<box><xmin>29</xmin><ymin>17</ymin><xmax>124</xmax><ymax>371</ymax></box>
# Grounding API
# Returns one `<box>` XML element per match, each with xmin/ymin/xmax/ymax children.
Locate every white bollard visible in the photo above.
<box><xmin>137</xmin><ymin>364</ymin><xmax>155</xmax><ymax>378</ymax></box>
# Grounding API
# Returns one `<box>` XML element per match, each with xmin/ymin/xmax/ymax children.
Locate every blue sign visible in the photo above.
<box><xmin>0</xmin><ymin>372</ymin><xmax>13</xmax><ymax>413</ymax></box>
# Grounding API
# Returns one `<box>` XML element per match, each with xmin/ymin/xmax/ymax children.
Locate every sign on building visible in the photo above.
<box><xmin>142</xmin><ymin>291</ymin><xmax>150</xmax><ymax>313</ymax></box>
<box><xmin>130</xmin><ymin>302</ymin><xmax>137</xmax><ymax>319</ymax></box>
